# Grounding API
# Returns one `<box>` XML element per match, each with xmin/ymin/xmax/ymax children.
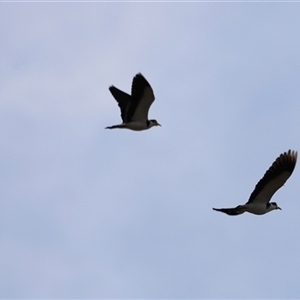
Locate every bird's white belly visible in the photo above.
<box><xmin>126</xmin><ymin>121</ymin><xmax>148</xmax><ymax>131</ymax></box>
<box><xmin>245</xmin><ymin>203</ymin><xmax>267</xmax><ymax>215</ymax></box>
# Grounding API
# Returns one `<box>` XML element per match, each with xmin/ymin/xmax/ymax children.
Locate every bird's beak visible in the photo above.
<box><xmin>277</xmin><ymin>206</ymin><xmax>282</xmax><ymax>210</ymax></box>
<box><xmin>157</xmin><ymin>123</ymin><xmax>161</xmax><ymax>127</ymax></box>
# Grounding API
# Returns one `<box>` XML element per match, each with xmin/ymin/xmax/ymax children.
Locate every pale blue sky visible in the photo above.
<box><xmin>1</xmin><ymin>2</ymin><xmax>300</xmax><ymax>298</ymax></box>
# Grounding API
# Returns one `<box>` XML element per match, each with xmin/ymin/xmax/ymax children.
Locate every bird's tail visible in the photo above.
<box><xmin>105</xmin><ymin>124</ymin><xmax>127</xmax><ymax>129</ymax></box>
<box><xmin>213</xmin><ymin>205</ymin><xmax>245</xmax><ymax>216</ymax></box>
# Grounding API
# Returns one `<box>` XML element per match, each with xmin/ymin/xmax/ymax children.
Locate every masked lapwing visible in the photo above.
<box><xmin>105</xmin><ymin>73</ymin><xmax>161</xmax><ymax>131</ymax></box>
<box><xmin>213</xmin><ymin>150</ymin><xmax>297</xmax><ymax>216</ymax></box>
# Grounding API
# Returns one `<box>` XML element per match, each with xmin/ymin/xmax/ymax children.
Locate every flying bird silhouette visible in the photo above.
<box><xmin>213</xmin><ymin>150</ymin><xmax>297</xmax><ymax>215</ymax></box>
<box><xmin>106</xmin><ymin>73</ymin><xmax>161</xmax><ymax>131</ymax></box>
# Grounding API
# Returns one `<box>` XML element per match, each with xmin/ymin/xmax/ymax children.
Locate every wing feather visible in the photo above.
<box><xmin>128</xmin><ymin>73</ymin><xmax>155</xmax><ymax>122</ymax></box>
<box><xmin>247</xmin><ymin>150</ymin><xmax>297</xmax><ymax>204</ymax></box>
<box><xmin>109</xmin><ymin>86</ymin><xmax>131</xmax><ymax>123</ymax></box>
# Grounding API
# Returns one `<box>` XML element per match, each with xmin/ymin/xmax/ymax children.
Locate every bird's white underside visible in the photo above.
<box><xmin>122</xmin><ymin>121</ymin><xmax>151</xmax><ymax>131</ymax></box>
<box><xmin>242</xmin><ymin>203</ymin><xmax>276</xmax><ymax>215</ymax></box>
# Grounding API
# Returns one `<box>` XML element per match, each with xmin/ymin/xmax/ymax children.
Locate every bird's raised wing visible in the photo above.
<box><xmin>127</xmin><ymin>73</ymin><xmax>155</xmax><ymax>122</ymax></box>
<box><xmin>109</xmin><ymin>86</ymin><xmax>132</xmax><ymax>123</ymax></box>
<box><xmin>247</xmin><ymin>150</ymin><xmax>297</xmax><ymax>204</ymax></box>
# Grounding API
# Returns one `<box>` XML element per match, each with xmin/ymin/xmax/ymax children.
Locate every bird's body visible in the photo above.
<box><xmin>106</xmin><ymin>73</ymin><xmax>161</xmax><ymax>131</ymax></box>
<box><xmin>213</xmin><ymin>150</ymin><xmax>297</xmax><ymax>216</ymax></box>
<box><xmin>213</xmin><ymin>202</ymin><xmax>280</xmax><ymax>216</ymax></box>
<box><xmin>106</xmin><ymin>120</ymin><xmax>158</xmax><ymax>131</ymax></box>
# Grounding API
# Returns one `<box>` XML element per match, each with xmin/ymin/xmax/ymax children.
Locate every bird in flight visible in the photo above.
<box><xmin>105</xmin><ymin>73</ymin><xmax>161</xmax><ymax>131</ymax></box>
<box><xmin>213</xmin><ymin>150</ymin><xmax>297</xmax><ymax>216</ymax></box>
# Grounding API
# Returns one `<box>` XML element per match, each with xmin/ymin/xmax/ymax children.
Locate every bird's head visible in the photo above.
<box><xmin>271</xmin><ymin>202</ymin><xmax>282</xmax><ymax>210</ymax></box>
<box><xmin>149</xmin><ymin>119</ymin><xmax>161</xmax><ymax>127</ymax></box>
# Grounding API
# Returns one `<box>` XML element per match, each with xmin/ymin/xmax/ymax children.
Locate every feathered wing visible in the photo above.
<box><xmin>109</xmin><ymin>86</ymin><xmax>132</xmax><ymax>123</ymax></box>
<box><xmin>213</xmin><ymin>206</ymin><xmax>246</xmax><ymax>216</ymax></box>
<box><xmin>127</xmin><ymin>73</ymin><xmax>155</xmax><ymax>122</ymax></box>
<box><xmin>247</xmin><ymin>150</ymin><xmax>297</xmax><ymax>204</ymax></box>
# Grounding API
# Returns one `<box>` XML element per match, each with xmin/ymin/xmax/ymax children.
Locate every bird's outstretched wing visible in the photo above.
<box><xmin>127</xmin><ymin>73</ymin><xmax>155</xmax><ymax>122</ymax></box>
<box><xmin>213</xmin><ymin>206</ymin><xmax>246</xmax><ymax>216</ymax></box>
<box><xmin>109</xmin><ymin>86</ymin><xmax>132</xmax><ymax>123</ymax></box>
<box><xmin>247</xmin><ymin>150</ymin><xmax>297</xmax><ymax>204</ymax></box>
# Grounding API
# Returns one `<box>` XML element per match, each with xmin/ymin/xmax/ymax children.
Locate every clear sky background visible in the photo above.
<box><xmin>1</xmin><ymin>2</ymin><xmax>300</xmax><ymax>298</ymax></box>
